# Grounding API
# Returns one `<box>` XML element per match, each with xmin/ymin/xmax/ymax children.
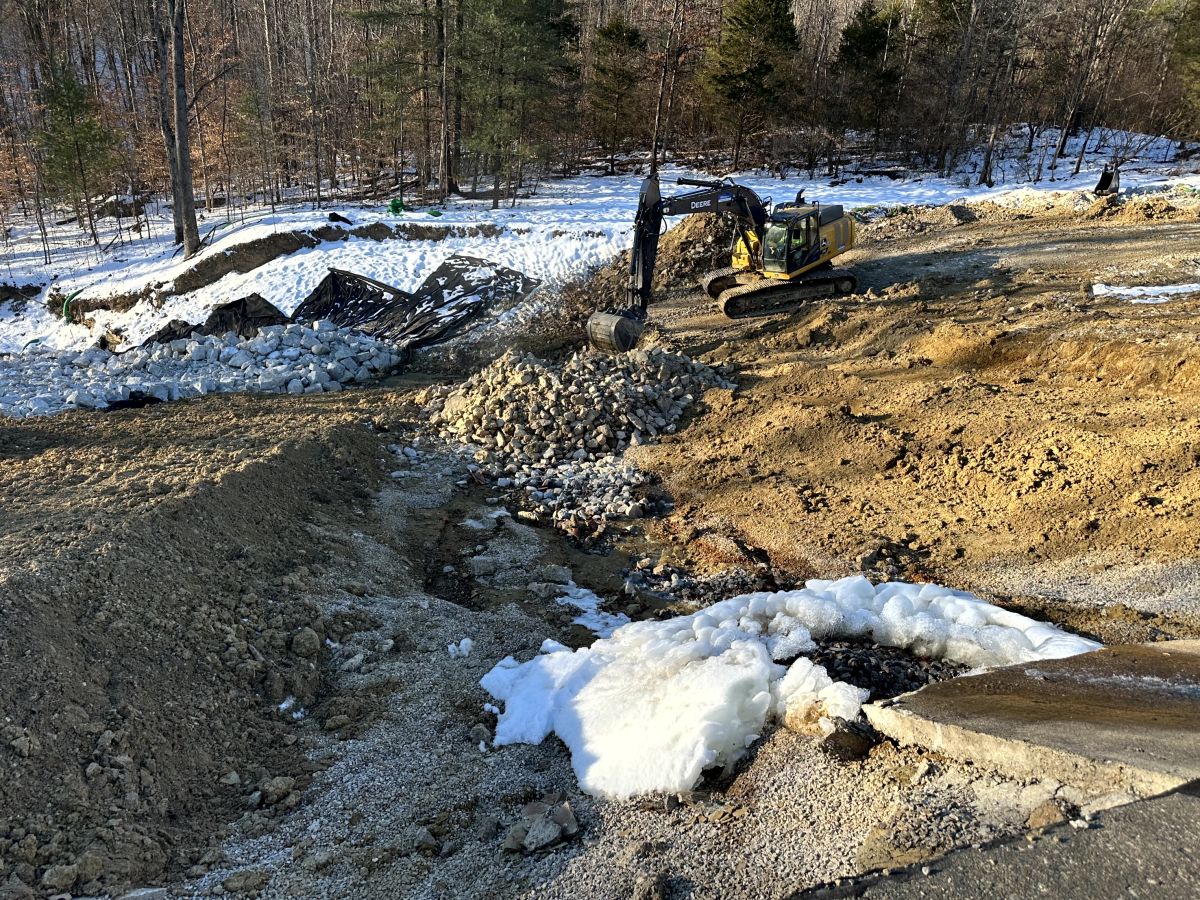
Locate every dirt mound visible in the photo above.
<box><xmin>0</xmin><ymin>392</ymin><xmax>396</xmax><ymax>895</ymax></box>
<box><xmin>0</xmin><ymin>283</ymin><xmax>41</xmax><ymax>306</ymax></box>
<box><xmin>174</xmin><ymin>232</ymin><xmax>320</xmax><ymax>295</ymax></box>
<box><xmin>627</xmin><ymin>208</ymin><xmax>1200</xmax><ymax>637</ymax></box>
<box><xmin>920</xmin><ymin>204</ymin><xmax>978</xmax><ymax>227</ymax></box>
<box><xmin>650</xmin><ymin>212</ymin><xmax>737</xmax><ymax>290</ymax></box>
<box><xmin>1083</xmin><ymin>192</ymin><xmax>1200</xmax><ymax>223</ymax></box>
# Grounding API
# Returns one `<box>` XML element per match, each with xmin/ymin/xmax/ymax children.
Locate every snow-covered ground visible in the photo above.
<box><xmin>1092</xmin><ymin>282</ymin><xmax>1200</xmax><ymax>303</ymax></box>
<box><xmin>3</xmin><ymin>128</ymin><xmax>1198</xmax><ymax>360</ymax></box>
<box><xmin>481</xmin><ymin>576</ymin><xmax>1101</xmax><ymax>798</ymax></box>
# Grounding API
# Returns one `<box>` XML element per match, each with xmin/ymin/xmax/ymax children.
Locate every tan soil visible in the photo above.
<box><xmin>627</xmin><ymin>201</ymin><xmax>1200</xmax><ymax>642</ymax></box>
<box><xmin>0</xmin><ymin>392</ymin><xmax>401</xmax><ymax>893</ymax></box>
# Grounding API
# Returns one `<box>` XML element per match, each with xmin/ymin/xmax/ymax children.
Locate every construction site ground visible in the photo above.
<box><xmin>2</xmin><ymin>191</ymin><xmax>1200</xmax><ymax>899</ymax></box>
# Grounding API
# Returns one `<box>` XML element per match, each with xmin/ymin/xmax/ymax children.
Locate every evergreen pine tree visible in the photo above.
<box><xmin>701</xmin><ymin>0</ymin><xmax>799</xmax><ymax>168</ymax></box>
<box><xmin>38</xmin><ymin>66</ymin><xmax>119</xmax><ymax>245</ymax></box>
<box><xmin>835</xmin><ymin>1</ymin><xmax>901</xmax><ymax>138</ymax></box>
<box><xmin>460</xmin><ymin>0</ymin><xmax>577</xmax><ymax>206</ymax></box>
<box><xmin>587</xmin><ymin>19</ymin><xmax>649</xmax><ymax>173</ymax></box>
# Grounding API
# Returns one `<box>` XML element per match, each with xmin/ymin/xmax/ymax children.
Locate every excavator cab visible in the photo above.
<box><xmin>762</xmin><ymin>211</ymin><xmax>816</xmax><ymax>276</ymax></box>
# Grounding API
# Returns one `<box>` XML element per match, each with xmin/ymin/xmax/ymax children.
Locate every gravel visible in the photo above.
<box><xmin>0</xmin><ymin>320</ymin><xmax>403</xmax><ymax>418</ymax></box>
<box><xmin>178</xmin><ymin>444</ymin><xmax>1041</xmax><ymax>900</ymax></box>
<box><xmin>809</xmin><ymin>640</ymin><xmax>968</xmax><ymax>700</ymax></box>
<box><xmin>424</xmin><ymin>346</ymin><xmax>732</xmax><ymax>529</ymax></box>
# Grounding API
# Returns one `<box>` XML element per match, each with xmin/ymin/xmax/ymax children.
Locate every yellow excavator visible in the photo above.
<box><xmin>587</xmin><ymin>173</ymin><xmax>857</xmax><ymax>353</ymax></box>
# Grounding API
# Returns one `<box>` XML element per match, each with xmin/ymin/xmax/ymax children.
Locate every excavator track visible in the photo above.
<box><xmin>717</xmin><ymin>270</ymin><xmax>857</xmax><ymax>319</ymax></box>
<box><xmin>699</xmin><ymin>267</ymin><xmax>743</xmax><ymax>299</ymax></box>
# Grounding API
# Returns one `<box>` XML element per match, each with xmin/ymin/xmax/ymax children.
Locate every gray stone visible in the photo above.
<box><xmin>222</xmin><ymin>868</ymin><xmax>271</xmax><ymax>892</ymax></box>
<box><xmin>39</xmin><ymin>864</ymin><xmax>78</xmax><ymax>892</ymax></box>
<box><xmin>260</xmin><ymin>775</ymin><xmax>295</xmax><ymax>805</ymax></box>
<box><xmin>413</xmin><ymin>826</ymin><xmax>439</xmax><ymax>855</ymax></box>
<box><xmin>521</xmin><ymin>813</ymin><xmax>564</xmax><ymax>851</ymax></box>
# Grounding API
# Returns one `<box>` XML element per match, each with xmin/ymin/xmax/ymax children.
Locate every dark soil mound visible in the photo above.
<box><xmin>0</xmin><ymin>394</ymin><xmax>389</xmax><ymax>896</ymax></box>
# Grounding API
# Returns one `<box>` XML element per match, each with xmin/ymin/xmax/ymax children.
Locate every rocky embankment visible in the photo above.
<box><xmin>0</xmin><ymin>321</ymin><xmax>403</xmax><ymax>418</ymax></box>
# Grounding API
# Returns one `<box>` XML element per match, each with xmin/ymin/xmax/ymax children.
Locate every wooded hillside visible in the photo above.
<box><xmin>2</xmin><ymin>0</ymin><xmax>1198</xmax><ymax>259</ymax></box>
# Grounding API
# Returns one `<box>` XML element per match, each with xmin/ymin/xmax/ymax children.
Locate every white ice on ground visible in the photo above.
<box><xmin>481</xmin><ymin>575</ymin><xmax>1100</xmax><ymax>798</ymax></box>
<box><xmin>447</xmin><ymin>638</ymin><xmax>473</xmax><ymax>659</ymax></box>
<box><xmin>555</xmin><ymin>582</ymin><xmax>631</xmax><ymax>637</ymax></box>
<box><xmin>460</xmin><ymin>508</ymin><xmax>511</xmax><ymax>530</ymax></box>
<box><xmin>1092</xmin><ymin>282</ymin><xmax>1200</xmax><ymax>303</ymax></box>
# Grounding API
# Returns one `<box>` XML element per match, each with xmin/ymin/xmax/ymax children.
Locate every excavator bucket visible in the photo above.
<box><xmin>586</xmin><ymin>310</ymin><xmax>645</xmax><ymax>354</ymax></box>
<box><xmin>1094</xmin><ymin>166</ymin><xmax>1119</xmax><ymax>195</ymax></box>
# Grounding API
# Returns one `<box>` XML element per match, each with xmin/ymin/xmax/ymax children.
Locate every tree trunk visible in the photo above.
<box><xmin>435</xmin><ymin>0</ymin><xmax>453</xmax><ymax>198</ymax></box>
<box><xmin>649</xmin><ymin>0</ymin><xmax>681</xmax><ymax>173</ymax></box>
<box><xmin>168</xmin><ymin>0</ymin><xmax>200</xmax><ymax>256</ymax></box>
<box><xmin>152</xmin><ymin>0</ymin><xmax>185</xmax><ymax>246</ymax></box>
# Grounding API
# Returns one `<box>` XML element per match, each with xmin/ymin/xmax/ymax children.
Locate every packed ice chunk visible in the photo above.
<box><xmin>447</xmin><ymin>637</ymin><xmax>473</xmax><ymax>659</ymax></box>
<box><xmin>481</xmin><ymin>576</ymin><xmax>1099</xmax><ymax>797</ymax></box>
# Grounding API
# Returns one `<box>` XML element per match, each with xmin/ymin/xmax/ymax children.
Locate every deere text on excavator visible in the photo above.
<box><xmin>587</xmin><ymin>173</ymin><xmax>857</xmax><ymax>353</ymax></box>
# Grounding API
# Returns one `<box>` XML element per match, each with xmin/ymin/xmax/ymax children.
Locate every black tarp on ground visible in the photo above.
<box><xmin>141</xmin><ymin>294</ymin><xmax>290</xmax><ymax>345</ymax></box>
<box><xmin>292</xmin><ymin>254</ymin><xmax>539</xmax><ymax>350</ymax></box>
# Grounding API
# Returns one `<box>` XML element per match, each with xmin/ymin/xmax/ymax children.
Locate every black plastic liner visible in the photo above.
<box><xmin>293</xmin><ymin>254</ymin><xmax>540</xmax><ymax>349</ymax></box>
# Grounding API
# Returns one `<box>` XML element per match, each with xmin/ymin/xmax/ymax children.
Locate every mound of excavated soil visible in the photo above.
<box><xmin>627</xmin><ymin>203</ymin><xmax>1200</xmax><ymax>642</ymax></box>
<box><xmin>560</xmin><ymin>213</ymin><xmax>737</xmax><ymax>316</ymax></box>
<box><xmin>0</xmin><ymin>392</ymin><xmax>399</xmax><ymax>895</ymax></box>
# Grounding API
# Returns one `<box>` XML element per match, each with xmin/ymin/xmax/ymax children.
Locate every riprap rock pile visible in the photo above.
<box><xmin>0</xmin><ymin>321</ymin><xmax>402</xmax><ymax>418</ymax></box>
<box><xmin>426</xmin><ymin>347</ymin><xmax>731</xmax><ymax>527</ymax></box>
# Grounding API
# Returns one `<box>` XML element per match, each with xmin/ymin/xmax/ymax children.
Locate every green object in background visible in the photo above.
<box><xmin>61</xmin><ymin>288</ymin><xmax>84</xmax><ymax>323</ymax></box>
<box><xmin>388</xmin><ymin>197</ymin><xmax>405</xmax><ymax>215</ymax></box>
<box><xmin>427</xmin><ymin>209</ymin><xmax>443</xmax><ymax>217</ymax></box>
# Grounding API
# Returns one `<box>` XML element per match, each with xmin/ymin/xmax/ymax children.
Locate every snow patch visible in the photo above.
<box><xmin>1092</xmin><ymin>282</ymin><xmax>1200</xmax><ymax>303</ymax></box>
<box><xmin>447</xmin><ymin>638</ymin><xmax>473</xmax><ymax>659</ymax></box>
<box><xmin>481</xmin><ymin>576</ymin><xmax>1099</xmax><ymax>797</ymax></box>
<box><xmin>554</xmin><ymin>582</ymin><xmax>630</xmax><ymax>637</ymax></box>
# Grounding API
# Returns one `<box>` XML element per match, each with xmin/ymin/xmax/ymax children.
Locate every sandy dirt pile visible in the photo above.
<box><xmin>627</xmin><ymin>199</ymin><xmax>1200</xmax><ymax>643</ymax></box>
<box><xmin>558</xmin><ymin>211</ymin><xmax>737</xmax><ymax>316</ymax></box>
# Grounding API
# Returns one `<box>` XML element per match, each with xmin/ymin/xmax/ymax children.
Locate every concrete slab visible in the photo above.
<box><xmin>865</xmin><ymin>641</ymin><xmax>1200</xmax><ymax>795</ymax></box>
<box><xmin>798</xmin><ymin>784</ymin><xmax>1200</xmax><ymax>899</ymax></box>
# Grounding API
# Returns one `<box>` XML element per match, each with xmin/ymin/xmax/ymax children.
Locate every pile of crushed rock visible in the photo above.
<box><xmin>425</xmin><ymin>347</ymin><xmax>733</xmax><ymax>527</ymax></box>
<box><xmin>0</xmin><ymin>321</ymin><xmax>402</xmax><ymax>418</ymax></box>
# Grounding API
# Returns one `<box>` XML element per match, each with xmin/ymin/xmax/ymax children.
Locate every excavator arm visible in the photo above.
<box><xmin>588</xmin><ymin>174</ymin><xmax>769</xmax><ymax>353</ymax></box>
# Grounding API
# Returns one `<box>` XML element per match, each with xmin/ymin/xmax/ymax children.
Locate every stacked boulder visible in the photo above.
<box><xmin>0</xmin><ymin>321</ymin><xmax>403</xmax><ymax>419</ymax></box>
<box><xmin>426</xmin><ymin>347</ymin><xmax>732</xmax><ymax>527</ymax></box>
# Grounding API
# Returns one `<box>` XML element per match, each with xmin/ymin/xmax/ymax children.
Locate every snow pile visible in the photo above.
<box><xmin>481</xmin><ymin>576</ymin><xmax>1100</xmax><ymax>797</ymax></box>
<box><xmin>1092</xmin><ymin>282</ymin><xmax>1200</xmax><ymax>304</ymax></box>
<box><xmin>426</xmin><ymin>347</ymin><xmax>731</xmax><ymax>525</ymax></box>
<box><xmin>0</xmin><ymin>320</ymin><xmax>401</xmax><ymax>418</ymax></box>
